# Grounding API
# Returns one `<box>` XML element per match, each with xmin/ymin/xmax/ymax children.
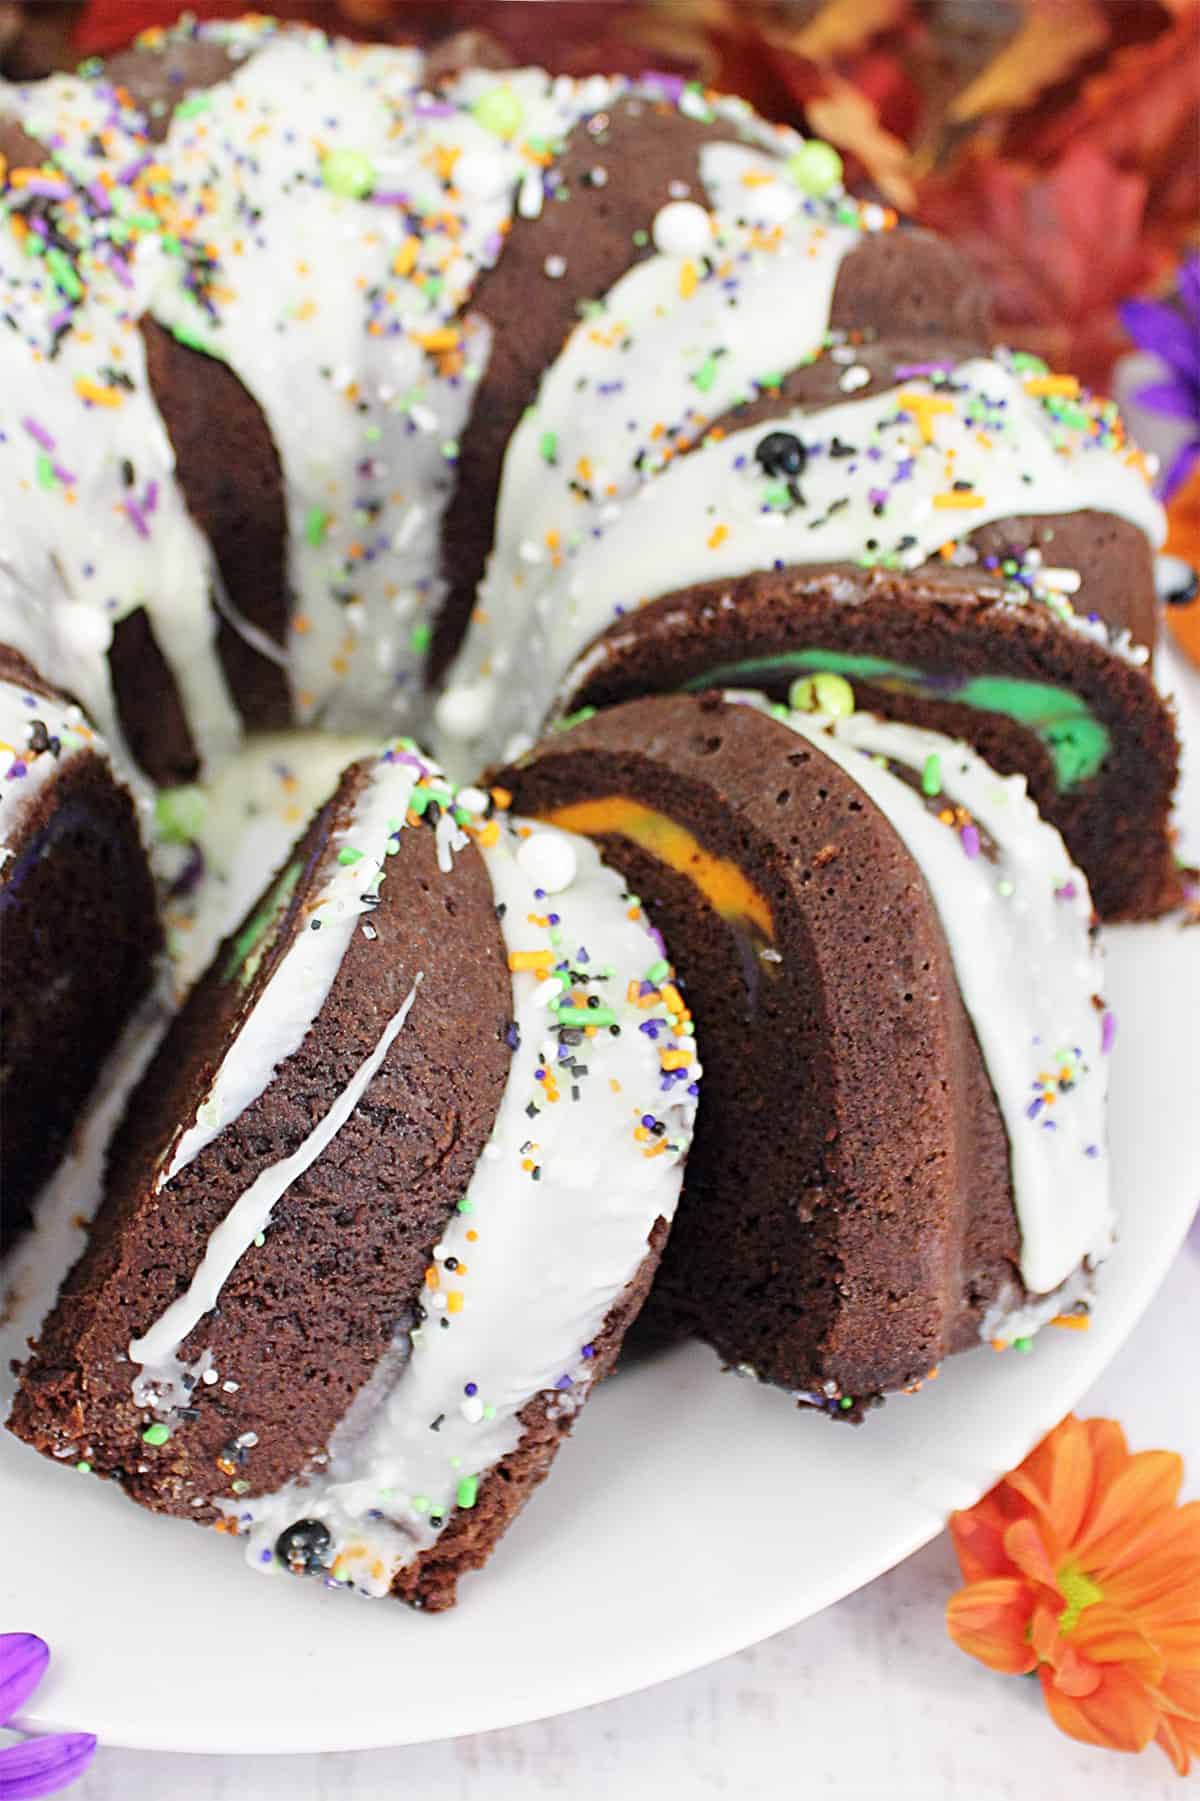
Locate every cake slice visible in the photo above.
<box><xmin>8</xmin><ymin>742</ymin><xmax>699</xmax><ymax>1607</ymax></box>
<box><xmin>500</xmin><ymin>689</ymin><xmax>1111</xmax><ymax>1414</ymax></box>
<box><xmin>0</xmin><ymin>647</ymin><xmax>159</xmax><ymax>1246</ymax></box>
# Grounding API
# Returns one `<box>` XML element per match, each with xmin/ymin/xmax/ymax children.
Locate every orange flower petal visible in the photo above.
<box><xmin>948</xmin><ymin>1501</ymin><xmax>1015</xmax><ymax>1584</ymax></box>
<box><xmin>1040</xmin><ymin>1660</ymin><xmax>1161</xmax><ymax>1755</ymax></box>
<box><xmin>1076</xmin><ymin>1452</ymin><xmax>1185</xmax><ymax>1567</ymax></box>
<box><xmin>946</xmin><ymin>1578</ymin><xmax>1037</xmax><ymax>1674</ymax></box>
<box><xmin>1003</xmin><ymin>1516</ymin><xmax>1060</xmax><ymax>1592</ymax></box>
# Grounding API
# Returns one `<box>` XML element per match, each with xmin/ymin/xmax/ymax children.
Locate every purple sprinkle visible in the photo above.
<box><xmin>555</xmin><ymin>1374</ymin><xmax>574</xmax><ymax>1390</ymax></box>
<box><xmin>640</xmin><ymin>69</ymin><xmax>685</xmax><ymax>101</ymax></box>
<box><xmin>1026</xmin><ymin>1097</ymin><xmax>1043</xmax><ymax>1119</ymax></box>
<box><xmin>119</xmin><ymin>153</ymin><xmax>154</xmax><ymax>185</ymax></box>
<box><xmin>960</xmin><ymin>823</ymin><xmax>981</xmax><ymax>860</ymax></box>
<box><xmin>1101</xmin><ymin>1010</ymin><xmax>1117</xmax><ymax>1054</ymax></box>
<box><xmin>123</xmin><ymin>498</ymin><xmax>150</xmax><ymax>539</ymax></box>
<box><xmin>868</xmin><ymin>486</ymin><xmax>889</xmax><ymax>508</ymax></box>
<box><xmin>893</xmin><ymin>361</ymin><xmax>955</xmax><ymax>378</ymax></box>
<box><xmin>259</xmin><ymin>1549</ymin><xmax>273</xmax><ymax>1565</ymax></box>
<box><xmin>1055</xmin><ymin>880</ymin><xmax>1078</xmax><ymax>901</ymax></box>
<box><xmin>641</xmin><ymin>1114</ymin><xmax>656</xmax><ymax>1128</ymax></box>
<box><xmin>51</xmin><ymin>462</ymin><xmax>76</xmax><ymax>486</ymax></box>
<box><xmin>21</xmin><ymin>417</ymin><xmax>55</xmax><ymax>452</ymax></box>
<box><xmin>6</xmin><ymin>759</ymin><xmax>28</xmax><ymax>781</ymax></box>
<box><xmin>581</xmin><ymin>1344</ymin><xmax>595</xmax><ymax>1359</ymax></box>
<box><xmin>464</xmin><ymin>1382</ymin><xmax>477</xmax><ymax>1396</ymax></box>
<box><xmin>144</xmin><ymin>479</ymin><xmax>159</xmax><ymax>514</ymax></box>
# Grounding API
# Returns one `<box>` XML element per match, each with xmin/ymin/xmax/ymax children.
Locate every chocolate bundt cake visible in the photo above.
<box><xmin>0</xmin><ymin>16</ymin><xmax>1179</xmax><ymax>918</ymax></box>
<box><xmin>501</xmin><ymin>690</ymin><xmax>1111</xmax><ymax>1412</ymax></box>
<box><xmin>0</xmin><ymin>647</ymin><xmax>159</xmax><ymax>1244</ymax></box>
<box><xmin>9</xmin><ymin>743</ymin><xmax>699</xmax><ymax>1607</ymax></box>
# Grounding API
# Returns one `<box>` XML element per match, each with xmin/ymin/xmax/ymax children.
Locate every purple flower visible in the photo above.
<box><xmin>0</xmin><ymin>1637</ymin><xmax>95</xmax><ymax>1798</ymax></box>
<box><xmin>1119</xmin><ymin>255</ymin><xmax>1200</xmax><ymax>501</ymax></box>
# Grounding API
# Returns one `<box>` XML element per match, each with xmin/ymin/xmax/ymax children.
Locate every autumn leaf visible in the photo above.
<box><xmin>806</xmin><ymin>70</ymin><xmax>918</xmax><ymax>209</ymax></box>
<box><xmin>948</xmin><ymin>0</ymin><xmax>1110</xmax><ymax>124</ymax></box>
<box><xmin>784</xmin><ymin>0</ymin><xmax>909</xmax><ymax>63</ymax></box>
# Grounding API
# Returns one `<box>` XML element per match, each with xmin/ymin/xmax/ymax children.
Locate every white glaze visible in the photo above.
<box><xmin>130</xmin><ymin>976</ymin><xmax>423</xmax><ymax>1374</ymax></box>
<box><xmin>220</xmin><ymin>817</ymin><xmax>699</xmax><ymax>1595</ymax></box>
<box><xmin>441</xmin><ymin>333</ymin><xmax>1166</xmax><ymax>760</ymax></box>
<box><xmin>0</xmin><ymin>669</ymin><xmax>99</xmax><ymax>849</ymax></box>
<box><xmin>158</xmin><ymin>741</ymin><xmax>431</xmax><ymax>1182</ymax></box>
<box><xmin>740</xmin><ymin>696</ymin><xmax>1110</xmax><ymax>1298</ymax></box>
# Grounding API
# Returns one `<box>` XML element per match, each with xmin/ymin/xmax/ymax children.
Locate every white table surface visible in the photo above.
<box><xmin>66</xmin><ymin>1217</ymin><xmax>1198</xmax><ymax>1801</ymax></box>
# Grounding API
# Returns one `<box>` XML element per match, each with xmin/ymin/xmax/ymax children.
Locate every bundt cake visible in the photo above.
<box><xmin>500</xmin><ymin>689</ymin><xmax>1111</xmax><ymax>1413</ymax></box>
<box><xmin>9</xmin><ymin>742</ymin><xmax>700</xmax><ymax>1607</ymax></box>
<box><xmin>0</xmin><ymin>647</ymin><xmax>159</xmax><ymax>1244</ymax></box>
<box><xmin>0</xmin><ymin>15</ymin><xmax>1180</xmax><ymax>920</ymax></box>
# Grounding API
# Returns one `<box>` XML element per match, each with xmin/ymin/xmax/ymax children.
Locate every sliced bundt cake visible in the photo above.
<box><xmin>501</xmin><ymin>689</ymin><xmax>1110</xmax><ymax>1414</ymax></box>
<box><xmin>8</xmin><ymin>742</ymin><xmax>699</xmax><ymax>1606</ymax></box>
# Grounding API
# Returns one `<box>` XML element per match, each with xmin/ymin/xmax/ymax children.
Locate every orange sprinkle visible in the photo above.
<box><xmin>293</xmin><ymin>614</ymin><xmax>312</xmax><ymax>635</ymax></box>
<box><xmin>679</xmin><ymin>260</ymin><xmax>698</xmax><ymax>299</ymax></box>
<box><xmin>508</xmin><ymin>950</ymin><xmax>551</xmax><ymax>972</ymax></box>
<box><xmin>446</xmin><ymin>1291</ymin><xmax>464</xmax><ymax>1314</ymax></box>
<box><xmin>1023</xmin><ymin>374</ymin><xmax>1080</xmax><ymax>398</ymax></box>
<box><xmin>425</xmin><ymin>1265</ymin><xmax>439</xmax><ymax>1290</ymax></box>
<box><xmin>73</xmin><ymin>377</ymin><xmax>124</xmax><ymax>409</ymax></box>
<box><xmin>660</xmin><ymin>1050</ymin><xmax>692</xmax><ymax>1071</ymax></box>
<box><xmin>897</xmin><ymin>390</ymin><xmax>954</xmax><ymax>444</ymax></box>
<box><xmin>933</xmin><ymin>492</ymin><xmax>985</xmax><ymax>510</ymax></box>
<box><xmin>412</xmin><ymin>327</ymin><xmax>459</xmax><ymax>352</ymax></box>
<box><xmin>708</xmin><ymin>524</ymin><xmax>729</xmax><ymax>549</ymax></box>
<box><xmin>393</xmin><ymin>236</ymin><xmax>420</xmax><ymax>277</ymax></box>
<box><xmin>1050</xmin><ymin>1313</ymin><xmax>1091</xmax><ymax>1332</ymax></box>
<box><xmin>490</xmin><ymin>786</ymin><xmax>513</xmax><ymax>811</ymax></box>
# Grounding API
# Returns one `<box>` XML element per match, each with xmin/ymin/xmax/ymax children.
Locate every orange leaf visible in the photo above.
<box><xmin>949</xmin><ymin>0</ymin><xmax>1110</xmax><ymax>125</ymax></box>
<box><xmin>805</xmin><ymin>72</ymin><xmax>917</xmax><ymax>210</ymax></box>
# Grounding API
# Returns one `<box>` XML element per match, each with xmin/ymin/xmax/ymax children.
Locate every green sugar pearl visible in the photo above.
<box><xmin>471</xmin><ymin>85</ymin><xmax>524</xmax><ymax>140</ymax></box>
<box><xmin>786</xmin><ymin>140</ymin><xmax>844</xmax><ymax>199</ymax></box>
<box><xmin>142</xmin><ymin>1423</ymin><xmax>170</xmax><ymax>1447</ymax></box>
<box><xmin>321</xmin><ymin>148</ymin><xmax>376</xmax><ymax>199</ymax></box>
<box><xmin>788</xmin><ymin>671</ymin><xmax>855</xmax><ymax>718</ymax></box>
<box><xmin>456</xmin><ymin>1475</ymin><xmax>479</xmax><ymax>1510</ymax></box>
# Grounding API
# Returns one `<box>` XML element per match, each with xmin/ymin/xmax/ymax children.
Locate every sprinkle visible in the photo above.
<box><xmin>556</xmin><ymin>1005</ymin><xmax>616</xmax><ymax>1028</ymax></box>
<box><xmin>471</xmin><ymin>85</ymin><xmax>524</xmax><ymax>139</ymax></box>
<box><xmin>933</xmin><ymin>491</ymin><xmax>986</xmax><ymax>510</ymax></box>
<box><xmin>960</xmin><ymin>822</ymin><xmax>981</xmax><ymax>860</ymax></box>
<box><xmin>456</xmin><ymin>1475</ymin><xmax>479</xmax><ymax>1509</ymax></box>
<box><xmin>1013</xmin><ymin>1336</ymin><xmax>1033</xmax><ymax>1353</ymax></box>
<box><xmin>785</xmin><ymin>140</ymin><xmax>843</xmax><ymax>197</ymax></box>
<box><xmin>75</xmin><ymin>1461</ymin><xmax>91</xmax><ymax>1475</ymax></box>
<box><xmin>921</xmin><ymin>754</ymin><xmax>942</xmax><ymax>796</ymax></box>
<box><xmin>1050</xmin><ymin>1312</ymin><xmax>1091</xmax><ymax>1332</ymax></box>
<box><xmin>305</xmin><ymin>507</ymin><xmax>330</xmax><ymax>546</ymax></box>
<box><xmin>45</xmin><ymin>247</ymin><xmax>83</xmax><ymax>301</ymax></box>
<box><xmin>707</xmin><ymin>524</ymin><xmax>729</xmax><ymax>550</ymax></box>
<box><xmin>336</xmin><ymin>847</ymin><xmax>364</xmax><ymax>865</ymax></box>
<box><xmin>896</xmin><ymin>391</ymin><xmax>953</xmax><ymax>444</ymax></box>
<box><xmin>1024</xmin><ymin>375</ymin><xmax>1080</xmax><ymax>398</ymax></box>
<box><xmin>321</xmin><ymin>148</ymin><xmax>375</xmax><ymax>198</ymax></box>
<box><xmin>789</xmin><ymin>671</ymin><xmax>854</xmax><ymax>717</ymax></box>
<box><xmin>1100</xmin><ymin>1010</ymin><xmax>1116</xmax><ymax>1054</ymax></box>
<box><xmin>540</xmin><ymin>430</ymin><xmax>558</xmax><ymax>464</ymax></box>
<box><xmin>142</xmin><ymin>1423</ymin><xmax>170</xmax><ymax>1447</ymax></box>
<box><xmin>73</xmin><ymin>377</ymin><xmax>124</xmax><ymax>409</ymax></box>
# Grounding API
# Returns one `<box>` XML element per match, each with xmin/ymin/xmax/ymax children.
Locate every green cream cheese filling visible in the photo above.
<box><xmin>222</xmin><ymin>858</ymin><xmax>303</xmax><ymax>988</ymax></box>
<box><xmin>684</xmin><ymin>649</ymin><xmax>1109</xmax><ymax>789</ymax></box>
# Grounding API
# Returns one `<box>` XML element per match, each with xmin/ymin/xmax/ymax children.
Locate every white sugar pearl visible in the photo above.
<box><xmin>460</xmin><ymin>1396</ymin><xmax>484</xmax><ymax>1424</ymax></box>
<box><xmin>435</xmin><ymin>678</ymin><xmax>494</xmax><ymax>742</ymax></box>
<box><xmin>454</xmin><ymin>149</ymin><xmax>512</xmax><ymax>201</ymax></box>
<box><xmin>516</xmin><ymin>829</ymin><xmax>578</xmax><ymax>894</ymax></box>
<box><xmin>651</xmin><ymin>199</ymin><xmax>711</xmax><ymax>258</ymax></box>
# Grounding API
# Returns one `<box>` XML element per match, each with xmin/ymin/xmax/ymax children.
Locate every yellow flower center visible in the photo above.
<box><xmin>1057</xmin><ymin>1561</ymin><xmax>1103</xmax><ymax>1634</ymax></box>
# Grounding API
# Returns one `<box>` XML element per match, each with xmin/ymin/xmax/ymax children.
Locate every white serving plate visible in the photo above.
<box><xmin>1</xmin><ymin>647</ymin><xmax>1196</xmax><ymax>1756</ymax></box>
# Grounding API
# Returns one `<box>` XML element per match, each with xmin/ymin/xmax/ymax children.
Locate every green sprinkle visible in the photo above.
<box><xmin>764</xmin><ymin>483</ymin><xmax>791</xmax><ymax>510</ymax></box>
<box><xmin>1014</xmin><ymin>1336</ymin><xmax>1033</xmax><ymax>1353</ymax></box>
<box><xmin>838</xmin><ymin>1396</ymin><xmax>854</xmax><ymax>1411</ymax></box>
<box><xmin>35</xmin><ymin>453</ymin><xmax>57</xmax><ymax>492</ymax></box>
<box><xmin>408</xmin><ymin>786</ymin><xmax>432</xmax><ymax>814</ymax></box>
<box><xmin>632</xmin><ymin>228</ymin><xmax>649</xmax><ymax>246</ymax></box>
<box><xmin>410</xmin><ymin>620</ymin><xmax>432</xmax><ymax>653</ymax></box>
<box><xmin>231</xmin><ymin>1478</ymin><xmax>251</xmax><ymax>1495</ymax></box>
<box><xmin>364</xmin><ymin>423</ymin><xmax>382</xmax><ymax>444</ymax></box>
<box><xmin>253</xmin><ymin>1233</ymin><xmax>266</xmax><ymax>1248</ymax></box>
<box><xmin>456</xmin><ymin>1198</ymin><xmax>474</xmax><ymax>1214</ymax></box>
<box><xmin>556</xmin><ymin>1005</ymin><xmax>616</xmax><ymax>1027</ymax></box>
<box><xmin>75</xmin><ymin>1460</ymin><xmax>91</xmax><ymax>1474</ymax></box>
<box><xmin>556</xmin><ymin>706</ymin><xmax>596</xmax><ymax>731</ymax></box>
<box><xmin>337</xmin><ymin>846</ymin><xmax>364</xmax><ymax>865</ymax></box>
<box><xmin>456</xmin><ymin>1476</ymin><xmax>479</xmax><ymax>1509</ymax></box>
<box><xmin>171</xmin><ymin>320</ymin><xmax>209</xmax><ymax>353</ymax></box>
<box><xmin>646</xmin><ymin>958</ymin><xmax>670</xmax><ymax>984</ymax></box>
<box><xmin>46</xmin><ymin>247</ymin><xmax>83</xmax><ymax>300</ymax></box>
<box><xmin>921</xmin><ymin>753</ymin><xmax>942</xmax><ymax>797</ymax></box>
<box><xmin>758</xmin><ymin>370</ymin><xmax>783</xmax><ymax>389</ymax></box>
<box><xmin>155</xmin><ymin>784</ymin><xmax>207</xmax><ymax>845</ymax></box>
<box><xmin>692</xmin><ymin>354</ymin><xmax>719</xmax><ymax>394</ymax></box>
<box><xmin>1010</xmin><ymin>351</ymin><xmax>1049</xmax><ymax>374</ymax></box>
<box><xmin>788</xmin><ymin>671</ymin><xmax>855</xmax><ymax>718</ymax></box>
<box><xmin>471</xmin><ymin>85</ymin><xmax>524</xmax><ymax>139</ymax></box>
<box><xmin>305</xmin><ymin>506</ymin><xmax>330</xmax><ymax>547</ymax></box>
<box><xmin>540</xmin><ymin>430</ymin><xmax>558</xmax><ymax>464</ymax></box>
<box><xmin>412</xmin><ymin>1494</ymin><xmax>431</xmax><ymax>1514</ymax></box>
<box><xmin>142</xmin><ymin>1423</ymin><xmax>170</xmax><ymax>1447</ymax></box>
<box><xmin>321</xmin><ymin>148</ymin><xmax>376</xmax><ymax>198</ymax></box>
<box><xmin>786</xmin><ymin>140</ymin><xmax>844</xmax><ymax>198</ymax></box>
<box><xmin>997</xmin><ymin>878</ymin><xmax>1015</xmax><ymax>898</ymax></box>
<box><xmin>483</xmin><ymin>1405</ymin><xmax>496</xmax><ymax>1421</ymax></box>
<box><xmin>176</xmin><ymin>94</ymin><xmax>214</xmax><ymax>119</ymax></box>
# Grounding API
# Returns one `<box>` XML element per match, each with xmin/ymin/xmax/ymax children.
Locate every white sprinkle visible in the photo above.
<box><xmin>839</xmin><ymin>365</ymin><xmax>871</xmax><ymax>393</ymax></box>
<box><xmin>222</xmin><ymin>1380</ymin><xmax>239</xmax><ymax>1394</ymax></box>
<box><xmin>362</xmin><ymin>923</ymin><xmax>378</xmax><ymax>941</ymax></box>
<box><xmin>518</xmin><ymin>169</ymin><xmax>544</xmax><ymax>219</ymax></box>
<box><xmin>456</xmin><ymin>786</ymin><xmax>489</xmax><ymax>815</ymax></box>
<box><xmin>516</xmin><ymin>829</ymin><xmax>578</xmax><ymax>895</ymax></box>
<box><xmin>651</xmin><ymin>199</ymin><xmax>711</xmax><ymax>259</ymax></box>
<box><xmin>202</xmin><ymin>1368</ymin><xmax>219</xmax><ymax>1386</ymax></box>
<box><xmin>543</xmin><ymin>254</ymin><xmax>567</xmax><ymax>280</ymax></box>
<box><xmin>460</xmin><ymin>1396</ymin><xmax>484</xmax><ymax>1424</ymax></box>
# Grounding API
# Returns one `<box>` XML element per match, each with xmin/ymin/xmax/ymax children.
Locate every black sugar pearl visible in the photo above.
<box><xmin>754</xmin><ymin>431</ymin><xmax>807</xmax><ymax>479</ymax></box>
<box><xmin>275</xmin><ymin>1518</ymin><xmax>332</xmax><ymax>1576</ymax></box>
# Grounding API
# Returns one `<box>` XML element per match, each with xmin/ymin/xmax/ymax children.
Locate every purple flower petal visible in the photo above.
<box><xmin>1160</xmin><ymin>438</ymin><xmax>1200</xmax><ymax>505</ymax></box>
<box><xmin>0</xmin><ymin>1641</ymin><xmax>47</xmax><ymax>1732</ymax></box>
<box><xmin>1177</xmin><ymin>254</ymin><xmax>1200</xmax><ymax>326</ymax></box>
<box><xmin>0</xmin><ymin>1735</ymin><xmax>97</xmax><ymax>1799</ymax></box>
<box><xmin>1120</xmin><ymin>298</ymin><xmax>1200</xmax><ymax>389</ymax></box>
<box><xmin>1133</xmin><ymin>377</ymin><xmax>1198</xmax><ymax>424</ymax></box>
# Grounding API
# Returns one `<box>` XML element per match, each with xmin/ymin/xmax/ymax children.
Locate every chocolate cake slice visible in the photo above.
<box><xmin>0</xmin><ymin>647</ymin><xmax>159</xmax><ymax>1247</ymax></box>
<box><xmin>8</xmin><ymin>744</ymin><xmax>699</xmax><ymax>1608</ymax></box>
<box><xmin>500</xmin><ymin>690</ymin><xmax>1111</xmax><ymax>1413</ymax></box>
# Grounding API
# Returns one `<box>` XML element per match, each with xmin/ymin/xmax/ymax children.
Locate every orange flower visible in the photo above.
<box><xmin>947</xmin><ymin>1415</ymin><xmax>1200</xmax><ymax>1774</ymax></box>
